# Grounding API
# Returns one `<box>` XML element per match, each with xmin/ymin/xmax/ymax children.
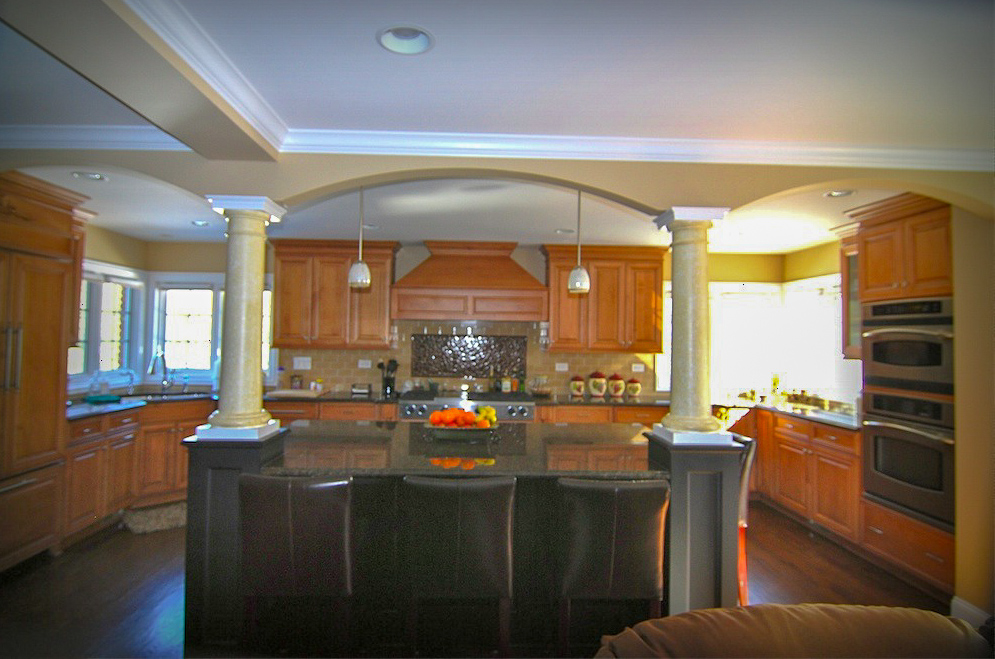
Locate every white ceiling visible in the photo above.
<box><xmin>1</xmin><ymin>1</ymin><xmax>991</xmax><ymax>252</ymax></box>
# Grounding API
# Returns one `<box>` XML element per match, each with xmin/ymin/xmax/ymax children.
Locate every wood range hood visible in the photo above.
<box><xmin>390</xmin><ymin>241</ymin><xmax>548</xmax><ymax>321</ymax></box>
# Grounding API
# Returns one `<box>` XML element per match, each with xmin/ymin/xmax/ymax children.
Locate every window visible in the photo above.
<box><xmin>68</xmin><ymin>262</ymin><xmax>142</xmax><ymax>389</ymax></box>
<box><xmin>162</xmin><ymin>288</ymin><xmax>214</xmax><ymax>370</ymax></box>
<box><xmin>148</xmin><ymin>273</ymin><xmax>275</xmax><ymax>386</ymax></box>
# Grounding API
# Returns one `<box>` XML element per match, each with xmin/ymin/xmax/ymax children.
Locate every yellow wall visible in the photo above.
<box><xmin>707</xmin><ymin>253</ymin><xmax>784</xmax><ymax>282</ymax></box>
<box><xmin>784</xmin><ymin>242</ymin><xmax>840</xmax><ymax>281</ymax></box>
<box><xmin>84</xmin><ymin>225</ymin><xmax>147</xmax><ymax>270</ymax></box>
<box><xmin>951</xmin><ymin>207</ymin><xmax>994</xmax><ymax>616</ymax></box>
<box><xmin>145</xmin><ymin>242</ymin><xmax>228</xmax><ymax>273</ymax></box>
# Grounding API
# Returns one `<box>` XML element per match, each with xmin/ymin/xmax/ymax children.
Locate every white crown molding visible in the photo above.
<box><xmin>2</xmin><ymin>123</ymin><xmax>989</xmax><ymax>173</ymax></box>
<box><xmin>0</xmin><ymin>125</ymin><xmax>189</xmax><ymax>150</ymax></box>
<box><xmin>283</xmin><ymin>129</ymin><xmax>994</xmax><ymax>172</ymax></box>
<box><xmin>122</xmin><ymin>0</ymin><xmax>288</xmax><ymax>150</ymax></box>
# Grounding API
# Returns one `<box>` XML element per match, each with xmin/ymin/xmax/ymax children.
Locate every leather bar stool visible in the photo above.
<box><xmin>732</xmin><ymin>433</ymin><xmax>758</xmax><ymax>606</ymax></box>
<box><xmin>401</xmin><ymin>475</ymin><xmax>517</xmax><ymax>657</ymax></box>
<box><xmin>238</xmin><ymin>474</ymin><xmax>353</xmax><ymax>655</ymax></box>
<box><xmin>555</xmin><ymin>477</ymin><xmax>670</xmax><ymax>657</ymax></box>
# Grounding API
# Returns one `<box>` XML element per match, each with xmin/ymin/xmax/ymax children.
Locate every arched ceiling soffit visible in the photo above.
<box><xmin>280</xmin><ymin>168</ymin><xmax>661</xmax><ymax>217</ymax></box>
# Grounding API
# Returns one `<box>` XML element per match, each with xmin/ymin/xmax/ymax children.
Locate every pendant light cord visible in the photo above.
<box><xmin>358</xmin><ymin>187</ymin><xmax>365</xmax><ymax>261</ymax></box>
<box><xmin>575</xmin><ymin>189</ymin><xmax>582</xmax><ymax>266</ymax></box>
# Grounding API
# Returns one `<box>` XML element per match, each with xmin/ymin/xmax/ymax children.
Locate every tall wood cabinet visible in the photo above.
<box><xmin>272</xmin><ymin>240</ymin><xmax>397</xmax><ymax>349</ymax></box>
<box><xmin>543</xmin><ymin>245</ymin><xmax>665</xmax><ymax>353</ymax></box>
<box><xmin>847</xmin><ymin>193</ymin><xmax>951</xmax><ymax>303</ymax></box>
<box><xmin>0</xmin><ymin>171</ymin><xmax>89</xmax><ymax>571</ymax></box>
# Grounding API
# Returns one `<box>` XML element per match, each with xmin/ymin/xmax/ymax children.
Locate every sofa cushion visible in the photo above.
<box><xmin>596</xmin><ymin>603</ymin><xmax>991</xmax><ymax>658</ymax></box>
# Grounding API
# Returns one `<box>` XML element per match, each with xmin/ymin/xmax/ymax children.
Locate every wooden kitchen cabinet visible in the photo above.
<box><xmin>319</xmin><ymin>402</ymin><xmax>378</xmax><ymax>421</ymax></box>
<box><xmin>64</xmin><ymin>441</ymin><xmax>105</xmax><ymax>536</ymax></box>
<box><xmin>134</xmin><ymin>399</ymin><xmax>213</xmax><ymax>507</ymax></box>
<box><xmin>611</xmin><ymin>405</ymin><xmax>669</xmax><ymax>425</ymax></box>
<box><xmin>861</xmin><ymin>498</ymin><xmax>954</xmax><ymax>593</ymax></box>
<box><xmin>265</xmin><ymin>400</ymin><xmax>319</xmax><ymax>424</ymax></box>
<box><xmin>0</xmin><ymin>463</ymin><xmax>62</xmax><ymax>573</ymax></box>
<box><xmin>272</xmin><ymin>240</ymin><xmax>397</xmax><ymax>349</ymax></box>
<box><xmin>848</xmin><ymin>193</ymin><xmax>951</xmax><ymax>302</ymax></box>
<box><xmin>0</xmin><ymin>172</ymin><xmax>89</xmax><ymax>570</ymax></box>
<box><xmin>768</xmin><ymin>413</ymin><xmax>861</xmax><ymax>541</ymax></box>
<box><xmin>547</xmin><ymin>405</ymin><xmax>613</xmax><ymax>424</ymax></box>
<box><xmin>839</xmin><ymin>231</ymin><xmax>861</xmax><ymax>359</ymax></box>
<box><xmin>543</xmin><ymin>246</ymin><xmax>664</xmax><ymax>353</ymax></box>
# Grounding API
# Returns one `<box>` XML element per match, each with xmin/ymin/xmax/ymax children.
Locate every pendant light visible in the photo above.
<box><xmin>567</xmin><ymin>189</ymin><xmax>591</xmax><ymax>294</ymax></box>
<box><xmin>347</xmin><ymin>187</ymin><xmax>372</xmax><ymax>289</ymax></box>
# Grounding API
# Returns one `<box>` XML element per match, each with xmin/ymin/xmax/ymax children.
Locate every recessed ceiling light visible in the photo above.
<box><xmin>377</xmin><ymin>26</ymin><xmax>433</xmax><ymax>55</ymax></box>
<box><xmin>191</xmin><ymin>220</ymin><xmax>210</xmax><ymax>227</ymax></box>
<box><xmin>71</xmin><ymin>171</ymin><xmax>108</xmax><ymax>182</ymax></box>
<box><xmin>555</xmin><ymin>228</ymin><xmax>575</xmax><ymax>235</ymax></box>
<box><xmin>823</xmin><ymin>189</ymin><xmax>854</xmax><ymax>198</ymax></box>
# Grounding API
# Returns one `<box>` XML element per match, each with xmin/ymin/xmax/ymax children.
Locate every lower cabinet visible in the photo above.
<box><xmin>768</xmin><ymin>414</ymin><xmax>861</xmax><ymax>542</ymax></box>
<box><xmin>265</xmin><ymin>401</ymin><xmax>319</xmax><ymax>424</ymax></box>
<box><xmin>0</xmin><ymin>463</ymin><xmax>62</xmax><ymax>572</ymax></box>
<box><xmin>861</xmin><ymin>498</ymin><xmax>954</xmax><ymax>593</ymax></box>
<box><xmin>546</xmin><ymin>444</ymin><xmax>648</xmax><ymax>471</ymax></box>
<box><xmin>64</xmin><ymin>410</ymin><xmax>140</xmax><ymax>538</ymax></box>
<box><xmin>134</xmin><ymin>400</ymin><xmax>213</xmax><ymax>508</ymax></box>
<box><xmin>537</xmin><ymin>404</ymin><xmax>668</xmax><ymax>424</ymax></box>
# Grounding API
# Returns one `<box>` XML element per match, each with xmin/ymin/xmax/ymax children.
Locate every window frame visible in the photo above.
<box><xmin>67</xmin><ymin>260</ymin><xmax>145</xmax><ymax>394</ymax></box>
<box><xmin>146</xmin><ymin>271</ymin><xmax>275</xmax><ymax>388</ymax></box>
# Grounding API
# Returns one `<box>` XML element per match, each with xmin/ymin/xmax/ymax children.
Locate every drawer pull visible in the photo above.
<box><xmin>121</xmin><ymin>433</ymin><xmax>136</xmax><ymax>441</ymax></box>
<box><xmin>0</xmin><ymin>477</ymin><xmax>37</xmax><ymax>495</ymax></box>
<box><xmin>119</xmin><ymin>417</ymin><xmax>134</xmax><ymax>424</ymax></box>
<box><xmin>82</xmin><ymin>427</ymin><xmax>94</xmax><ymax>434</ymax></box>
<box><xmin>924</xmin><ymin>552</ymin><xmax>945</xmax><ymax>564</ymax></box>
<box><xmin>824</xmin><ymin>434</ymin><xmax>838</xmax><ymax>441</ymax></box>
<box><xmin>867</xmin><ymin>525</ymin><xmax>884</xmax><ymax>535</ymax></box>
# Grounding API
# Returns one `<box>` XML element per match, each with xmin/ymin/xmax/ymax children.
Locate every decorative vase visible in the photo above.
<box><xmin>587</xmin><ymin>372</ymin><xmax>607</xmax><ymax>397</ymax></box>
<box><xmin>608</xmin><ymin>374</ymin><xmax>626</xmax><ymax>398</ymax></box>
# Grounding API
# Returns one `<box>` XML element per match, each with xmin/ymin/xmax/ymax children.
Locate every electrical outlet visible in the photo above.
<box><xmin>555</xmin><ymin>362</ymin><xmax>569</xmax><ymax>372</ymax></box>
<box><xmin>358</xmin><ymin>359</ymin><xmax>372</xmax><ymax>369</ymax></box>
<box><xmin>631</xmin><ymin>363</ymin><xmax>646</xmax><ymax>372</ymax></box>
<box><xmin>293</xmin><ymin>356</ymin><xmax>312</xmax><ymax>370</ymax></box>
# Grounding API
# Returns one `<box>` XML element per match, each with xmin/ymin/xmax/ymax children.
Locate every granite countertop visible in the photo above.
<box><xmin>536</xmin><ymin>393</ymin><xmax>671</xmax><ymax>406</ymax></box>
<box><xmin>262</xmin><ymin>419</ymin><xmax>665</xmax><ymax>479</ymax></box>
<box><xmin>264</xmin><ymin>391</ymin><xmax>397</xmax><ymax>403</ymax></box>
<box><xmin>755</xmin><ymin>403</ymin><xmax>860</xmax><ymax>430</ymax></box>
<box><xmin>66</xmin><ymin>392</ymin><xmax>215</xmax><ymax>420</ymax></box>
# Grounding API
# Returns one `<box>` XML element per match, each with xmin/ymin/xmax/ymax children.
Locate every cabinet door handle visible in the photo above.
<box><xmin>82</xmin><ymin>427</ymin><xmax>93</xmax><ymax>434</ymax></box>
<box><xmin>0</xmin><ymin>477</ymin><xmax>37</xmax><ymax>495</ymax></box>
<box><xmin>12</xmin><ymin>327</ymin><xmax>22</xmax><ymax>389</ymax></box>
<box><xmin>867</xmin><ymin>525</ymin><xmax>884</xmax><ymax>535</ymax></box>
<box><xmin>2</xmin><ymin>326</ymin><xmax>11</xmax><ymax>390</ymax></box>
<box><xmin>924</xmin><ymin>551</ymin><xmax>945</xmax><ymax>564</ymax></box>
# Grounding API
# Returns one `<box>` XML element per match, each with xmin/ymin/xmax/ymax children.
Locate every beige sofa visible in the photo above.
<box><xmin>596</xmin><ymin>603</ymin><xmax>991</xmax><ymax>658</ymax></box>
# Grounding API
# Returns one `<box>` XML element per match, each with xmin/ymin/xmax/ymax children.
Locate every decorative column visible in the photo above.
<box><xmin>197</xmin><ymin>196</ymin><xmax>285</xmax><ymax>440</ymax></box>
<box><xmin>647</xmin><ymin>205</ymin><xmax>744</xmax><ymax>615</ymax></box>
<box><xmin>658</xmin><ymin>206</ymin><xmax>729</xmax><ymax>432</ymax></box>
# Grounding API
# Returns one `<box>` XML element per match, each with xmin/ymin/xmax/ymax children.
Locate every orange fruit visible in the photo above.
<box><xmin>429</xmin><ymin>410</ymin><xmax>443</xmax><ymax>426</ymax></box>
<box><xmin>475</xmin><ymin>419</ymin><xmax>490</xmax><ymax>428</ymax></box>
<box><xmin>441</xmin><ymin>457</ymin><xmax>460</xmax><ymax>468</ymax></box>
<box><xmin>460</xmin><ymin>459</ymin><xmax>476</xmax><ymax>470</ymax></box>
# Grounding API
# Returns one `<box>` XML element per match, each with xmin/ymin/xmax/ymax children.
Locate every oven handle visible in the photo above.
<box><xmin>862</xmin><ymin>420</ymin><xmax>954</xmax><ymax>446</ymax></box>
<box><xmin>861</xmin><ymin>328</ymin><xmax>953</xmax><ymax>340</ymax></box>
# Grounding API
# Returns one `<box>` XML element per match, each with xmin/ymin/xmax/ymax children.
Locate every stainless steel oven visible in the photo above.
<box><xmin>861</xmin><ymin>297</ymin><xmax>953</xmax><ymax>395</ymax></box>
<box><xmin>862</xmin><ymin>390</ymin><xmax>954</xmax><ymax>529</ymax></box>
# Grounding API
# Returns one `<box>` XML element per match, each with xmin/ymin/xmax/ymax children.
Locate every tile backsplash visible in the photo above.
<box><xmin>276</xmin><ymin>320</ymin><xmax>659</xmax><ymax>395</ymax></box>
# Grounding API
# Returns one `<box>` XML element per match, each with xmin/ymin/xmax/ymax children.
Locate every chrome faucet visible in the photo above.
<box><xmin>147</xmin><ymin>347</ymin><xmax>173</xmax><ymax>393</ymax></box>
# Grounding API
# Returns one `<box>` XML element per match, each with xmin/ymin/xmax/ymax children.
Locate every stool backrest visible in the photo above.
<box><xmin>239</xmin><ymin>474</ymin><xmax>353</xmax><ymax>597</ymax></box>
<box><xmin>557</xmin><ymin>478</ymin><xmax>670</xmax><ymax>600</ymax></box>
<box><xmin>402</xmin><ymin>475</ymin><xmax>516</xmax><ymax>599</ymax></box>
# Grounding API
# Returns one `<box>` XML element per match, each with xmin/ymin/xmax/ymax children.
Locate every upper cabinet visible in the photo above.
<box><xmin>271</xmin><ymin>240</ymin><xmax>397</xmax><ymax>349</ymax></box>
<box><xmin>834</xmin><ymin>225</ymin><xmax>861</xmax><ymax>359</ymax></box>
<box><xmin>847</xmin><ymin>194</ymin><xmax>951</xmax><ymax>303</ymax></box>
<box><xmin>543</xmin><ymin>245</ymin><xmax>665</xmax><ymax>353</ymax></box>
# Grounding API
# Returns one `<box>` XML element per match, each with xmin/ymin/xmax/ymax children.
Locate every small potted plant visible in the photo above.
<box><xmin>587</xmin><ymin>371</ymin><xmax>608</xmax><ymax>397</ymax></box>
<box><xmin>608</xmin><ymin>373</ymin><xmax>626</xmax><ymax>398</ymax></box>
<box><xmin>569</xmin><ymin>375</ymin><xmax>586</xmax><ymax>397</ymax></box>
<box><xmin>626</xmin><ymin>377</ymin><xmax>642</xmax><ymax>397</ymax></box>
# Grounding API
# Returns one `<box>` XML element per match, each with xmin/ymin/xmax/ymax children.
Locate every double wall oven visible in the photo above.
<box><xmin>860</xmin><ymin>297</ymin><xmax>954</xmax><ymax>530</ymax></box>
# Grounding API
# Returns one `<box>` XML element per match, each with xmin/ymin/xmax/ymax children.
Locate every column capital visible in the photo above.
<box><xmin>654</xmin><ymin>206</ymin><xmax>729</xmax><ymax>231</ymax></box>
<box><xmin>206</xmin><ymin>195</ymin><xmax>286</xmax><ymax>221</ymax></box>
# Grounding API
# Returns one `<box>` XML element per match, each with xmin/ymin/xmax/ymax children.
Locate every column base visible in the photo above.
<box><xmin>195</xmin><ymin>419</ymin><xmax>281</xmax><ymax>441</ymax></box>
<box><xmin>650</xmin><ymin>424</ymin><xmax>738</xmax><ymax>447</ymax></box>
<box><xmin>661</xmin><ymin>413</ymin><xmax>723</xmax><ymax>433</ymax></box>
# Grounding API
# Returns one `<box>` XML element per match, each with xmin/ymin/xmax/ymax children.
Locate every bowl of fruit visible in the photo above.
<box><xmin>426</xmin><ymin>405</ymin><xmax>498</xmax><ymax>440</ymax></box>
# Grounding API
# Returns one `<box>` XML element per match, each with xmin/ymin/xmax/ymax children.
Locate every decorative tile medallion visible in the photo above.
<box><xmin>411</xmin><ymin>334</ymin><xmax>527</xmax><ymax>378</ymax></box>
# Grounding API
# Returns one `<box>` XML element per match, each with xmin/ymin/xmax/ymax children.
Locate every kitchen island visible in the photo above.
<box><xmin>184</xmin><ymin>420</ymin><xmax>661</xmax><ymax>654</ymax></box>
<box><xmin>183</xmin><ymin>420</ymin><xmax>741</xmax><ymax>656</ymax></box>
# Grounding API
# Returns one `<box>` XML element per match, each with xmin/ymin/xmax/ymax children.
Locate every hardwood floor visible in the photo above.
<box><xmin>0</xmin><ymin>502</ymin><xmax>946</xmax><ymax>658</ymax></box>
